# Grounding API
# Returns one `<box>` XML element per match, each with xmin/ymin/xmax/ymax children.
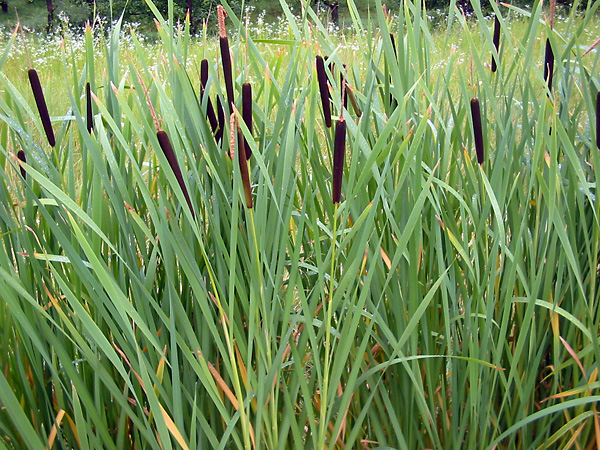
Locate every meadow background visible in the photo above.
<box><xmin>0</xmin><ymin>0</ymin><xmax>599</xmax><ymax>449</ymax></box>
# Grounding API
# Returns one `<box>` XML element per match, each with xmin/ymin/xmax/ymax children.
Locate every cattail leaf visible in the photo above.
<box><xmin>492</xmin><ymin>16</ymin><xmax>501</xmax><ymax>72</ymax></box>
<box><xmin>470</xmin><ymin>98</ymin><xmax>484</xmax><ymax>165</ymax></box>
<box><xmin>332</xmin><ymin>118</ymin><xmax>346</xmax><ymax>204</ymax></box>
<box><xmin>242</xmin><ymin>83</ymin><xmax>252</xmax><ymax>160</ymax></box>
<box><xmin>157</xmin><ymin>130</ymin><xmax>195</xmax><ymax>218</ymax></box>
<box><xmin>596</xmin><ymin>92</ymin><xmax>600</xmax><ymax>150</ymax></box>
<box><xmin>544</xmin><ymin>38</ymin><xmax>554</xmax><ymax>95</ymax></box>
<box><xmin>86</xmin><ymin>82</ymin><xmax>93</xmax><ymax>133</ymax></box>
<box><xmin>28</xmin><ymin>69</ymin><xmax>55</xmax><ymax>147</ymax></box>
<box><xmin>17</xmin><ymin>150</ymin><xmax>26</xmax><ymax>179</ymax></box>
<box><xmin>316</xmin><ymin>55</ymin><xmax>332</xmax><ymax>128</ymax></box>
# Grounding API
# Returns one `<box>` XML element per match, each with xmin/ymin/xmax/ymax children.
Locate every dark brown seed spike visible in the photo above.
<box><xmin>492</xmin><ymin>16</ymin><xmax>500</xmax><ymax>73</ymax></box>
<box><xmin>242</xmin><ymin>82</ymin><xmax>253</xmax><ymax>160</ymax></box>
<box><xmin>596</xmin><ymin>92</ymin><xmax>600</xmax><ymax>150</ymax></box>
<box><xmin>86</xmin><ymin>82</ymin><xmax>93</xmax><ymax>133</ymax></box>
<box><xmin>28</xmin><ymin>69</ymin><xmax>55</xmax><ymax>147</ymax></box>
<box><xmin>157</xmin><ymin>130</ymin><xmax>195</xmax><ymax>219</ymax></box>
<box><xmin>544</xmin><ymin>38</ymin><xmax>554</xmax><ymax>96</ymax></box>
<box><xmin>200</xmin><ymin>59</ymin><xmax>209</xmax><ymax>90</ymax></box>
<box><xmin>237</xmin><ymin>125</ymin><xmax>253</xmax><ymax>208</ymax></box>
<box><xmin>216</xmin><ymin>96</ymin><xmax>225</xmax><ymax>144</ymax></box>
<box><xmin>341</xmin><ymin>64</ymin><xmax>348</xmax><ymax>111</ymax></box>
<box><xmin>17</xmin><ymin>150</ymin><xmax>26</xmax><ymax>179</ymax></box>
<box><xmin>316</xmin><ymin>55</ymin><xmax>332</xmax><ymax>128</ymax></box>
<box><xmin>332</xmin><ymin>118</ymin><xmax>346</xmax><ymax>204</ymax></box>
<box><xmin>470</xmin><ymin>98</ymin><xmax>484</xmax><ymax>165</ymax></box>
<box><xmin>220</xmin><ymin>37</ymin><xmax>234</xmax><ymax>110</ymax></box>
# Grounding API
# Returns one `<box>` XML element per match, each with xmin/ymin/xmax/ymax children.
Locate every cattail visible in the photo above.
<box><xmin>470</xmin><ymin>98</ymin><xmax>484</xmax><ymax>165</ymax></box>
<box><xmin>332</xmin><ymin>117</ymin><xmax>346</xmax><ymax>204</ymax></box>
<box><xmin>200</xmin><ymin>59</ymin><xmax>219</xmax><ymax>136</ymax></box>
<box><xmin>491</xmin><ymin>15</ymin><xmax>500</xmax><ymax>73</ymax></box>
<box><xmin>86</xmin><ymin>82</ymin><xmax>93</xmax><ymax>133</ymax></box>
<box><xmin>316</xmin><ymin>55</ymin><xmax>332</xmax><ymax>128</ymax></box>
<box><xmin>596</xmin><ymin>92</ymin><xmax>600</xmax><ymax>150</ymax></box>
<box><xmin>389</xmin><ymin>33</ymin><xmax>398</xmax><ymax>60</ymax></box>
<box><xmin>235</xmin><ymin>117</ymin><xmax>253</xmax><ymax>209</ymax></box>
<box><xmin>242</xmin><ymin>82</ymin><xmax>252</xmax><ymax>159</ymax></box>
<box><xmin>17</xmin><ymin>150</ymin><xmax>26</xmax><ymax>179</ymax></box>
<box><xmin>157</xmin><ymin>130</ymin><xmax>195</xmax><ymax>218</ymax></box>
<box><xmin>340</xmin><ymin>64</ymin><xmax>348</xmax><ymax>111</ymax></box>
<box><xmin>544</xmin><ymin>38</ymin><xmax>554</xmax><ymax>96</ymax></box>
<box><xmin>216</xmin><ymin>95</ymin><xmax>225</xmax><ymax>144</ymax></box>
<box><xmin>28</xmin><ymin>69</ymin><xmax>55</xmax><ymax>147</ymax></box>
<box><xmin>217</xmin><ymin>6</ymin><xmax>234</xmax><ymax>110</ymax></box>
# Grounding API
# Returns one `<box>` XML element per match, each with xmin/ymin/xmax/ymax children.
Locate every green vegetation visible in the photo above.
<box><xmin>0</xmin><ymin>0</ymin><xmax>599</xmax><ymax>448</ymax></box>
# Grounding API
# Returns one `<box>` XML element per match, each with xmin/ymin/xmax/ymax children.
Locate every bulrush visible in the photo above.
<box><xmin>232</xmin><ymin>113</ymin><xmax>253</xmax><ymax>208</ymax></box>
<box><xmin>216</xmin><ymin>96</ymin><xmax>225</xmax><ymax>144</ymax></box>
<box><xmin>217</xmin><ymin>5</ymin><xmax>234</xmax><ymax>110</ymax></box>
<box><xmin>17</xmin><ymin>150</ymin><xmax>26</xmax><ymax>179</ymax></box>
<box><xmin>491</xmin><ymin>15</ymin><xmax>500</xmax><ymax>72</ymax></box>
<box><xmin>200</xmin><ymin>59</ymin><xmax>219</xmax><ymax>136</ymax></box>
<box><xmin>332</xmin><ymin>117</ymin><xmax>346</xmax><ymax>204</ymax></box>
<box><xmin>316</xmin><ymin>55</ymin><xmax>332</xmax><ymax>128</ymax></box>
<box><xmin>28</xmin><ymin>69</ymin><xmax>55</xmax><ymax>147</ymax></box>
<box><xmin>340</xmin><ymin>65</ymin><xmax>348</xmax><ymax>111</ymax></box>
<box><xmin>544</xmin><ymin>39</ymin><xmax>554</xmax><ymax>95</ymax></box>
<box><xmin>86</xmin><ymin>82</ymin><xmax>93</xmax><ymax>133</ymax></box>
<box><xmin>242</xmin><ymin>82</ymin><xmax>253</xmax><ymax>159</ymax></box>
<box><xmin>157</xmin><ymin>130</ymin><xmax>195</xmax><ymax>218</ymax></box>
<box><xmin>470</xmin><ymin>98</ymin><xmax>484</xmax><ymax>165</ymax></box>
<box><xmin>596</xmin><ymin>92</ymin><xmax>600</xmax><ymax>150</ymax></box>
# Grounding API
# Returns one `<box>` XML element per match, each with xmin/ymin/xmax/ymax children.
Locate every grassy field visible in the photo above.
<box><xmin>0</xmin><ymin>0</ymin><xmax>599</xmax><ymax>449</ymax></box>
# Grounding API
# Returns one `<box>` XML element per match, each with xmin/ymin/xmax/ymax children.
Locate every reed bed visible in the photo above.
<box><xmin>0</xmin><ymin>0</ymin><xmax>599</xmax><ymax>449</ymax></box>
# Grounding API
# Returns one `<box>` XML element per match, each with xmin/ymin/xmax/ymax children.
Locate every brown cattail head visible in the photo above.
<box><xmin>242</xmin><ymin>82</ymin><xmax>252</xmax><ymax>159</ymax></box>
<box><xmin>17</xmin><ymin>150</ymin><xmax>26</xmax><ymax>179</ymax></box>
<box><xmin>217</xmin><ymin>6</ymin><xmax>234</xmax><ymax>109</ymax></box>
<box><xmin>544</xmin><ymin>38</ymin><xmax>554</xmax><ymax>96</ymax></box>
<box><xmin>157</xmin><ymin>130</ymin><xmax>195</xmax><ymax>218</ymax></box>
<box><xmin>491</xmin><ymin>15</ymin><xmax>500</xmax><ymax>73</ymax></box>
<box><xmin>86</xmin><ymin>82</ymin><xmax>93</xmax><ymax>133</ymax></box>
<box><xmin>341</xmin><ymin>64</ymin><xmax>348</xmax><ymax>112</ymax></box>
<box><xmin>216</xmin><ymin>95</ymin><xmax>225</xmax><ymax>144</ymax></box>
<box><xmin>316</xmin><ymin>55</ymin><xmax>332</xmax><ymax>128</ymax></box>
<box><xmin>332</xmin><ymin>117</ymin><xmax>346</xmax><ymax>204</ymax></box>
<box><xmin>596</xmin><ymin>91</ymin><xmax>600</xmax><ymax>150</ymax></box>
<box><xmin>233</xmin><ymin>114</ymin><xmax>253</xmax><ymax>209</ymax></box>
<box><xmin>217</xmin><ymin>5</ymin><xmax>227</xmax><ymax>38</ymax></box>
<box><xmin>200</xmin><ymin>58</ymin><xmax>209</xmax><ymax>90</ymax></box>
<box><xmin>28</xmin><ymin>69</ymin><xmax>55</xmax><ymax>147</ymax></box>
<box><xmin>470</xmin><ymin>98</ymin><xmax>484</xmax><ymax>165</ymax></box>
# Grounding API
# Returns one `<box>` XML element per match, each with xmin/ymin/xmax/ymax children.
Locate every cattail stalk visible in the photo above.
<box><xmin>28</xmin><ymin>69</ymin><xmax>55</xmax><ymax>147</ymax></box>
<box><xmin>470</xmin><ymin>98</ymin><xmax>484</xmax><ymax>165</ymax></box>
<box><xmin>316</xmin><ymin>55</ymin><xmax>332</xmax><ymax>128</ymax></box>
<box><xmin>596</xmin><ymin>92</ymin><xmax>600</xmax><ymax>150</ymax></box>
<box><xmin>544</xmin><ymin>39</ymin><xmax>554</xmax><ymax>96</ymax></box>
<box><xmin>86</xmin><ymin>82</ymin><xmax>93</xmax><ymax>133</ymax></box>
<box><xmin>157</xmin><ymin>130</ymin><xmax>195</xmax><ymax>218</ymax></box>
<box><xmin>332</xmin><ymin>117</ymin><xmax>346</xmax><ymax>204</ymax></box>
<box><xmin>218</xmin><ymin>6</ymin><xmax>234</xmax><ymax>110</ymax></box>
<box><xmin>491</xmin><ymin>15</ymin><xmax>500</xmax><ymax>73</ymax></box>
<box><xmin>17</xmin><ymin>150</ymin><xmax>26</xmax><ymax>179</ymax></box>
<box><xmin>242</xmin><ymin>83</ymin><xmax>252</xmax><ymax>159</ymax></box>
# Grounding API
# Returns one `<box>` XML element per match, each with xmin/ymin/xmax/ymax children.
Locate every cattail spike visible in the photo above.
<box><xmin>242</xmin><ymin>83</ymin><xmax>252</xmax><ymax>159</ymax></box>
<box><xmin>216</xmin><ymin>96</ymin><xmax>225</xmax><ymax>144</ymax></box>
<box><xmin>28</xmin><ymin>69</ymin><xmax>55</xmax><ymax>147</ymax></box>
<box><xmin>491</xmin><ymin>15</ymin><xmax>500</xmax><ymax>73</ymax></box>
<box><xmin>199</xmin><ymin>59</ymin><xmax>219</xmax><ymax>136</ymax></box>
<box><xmin>332</xmin><ymin>118</ymin><xmax>346</xmax><ymax>204</ymax></box>
<box><xmin>157</xmin><ymin>130</ymin><xmax>195</xmax><ymax>219</ymax></box>
<box><xmin>341</xmin><ymin>64</ymin><xmax>348</xmax><ymax>112</ymax></box>
<box><xmin>17</xmin><ymin>150</ymin><xmax>26</xmax><ymax>179</ymax></box>
<box><xmin>544</xmin><ymin>38</ymin><xmax>554</xmax><ymax>96</ymax></box>
<box><xmin>316</xmin><ymin>55</ymin><xmax>332</xmax><ymax>128</ymax></box>
<box><xmin>200</xmin><ymin>59</ymin><xmax>209</xmax><ymax>89</ymax></box>
<box><xmin>86</xmin><ymin>82</ymin><xmax>93</xmax><ymax>133</ymax></box>
<box><xmin>232</xmin><ymin>113</ymin><xmax>253</xmax><ymax>209</ymax></box>
<box><xmin>470</xmin><ymin>98</ymin><xmax>484</xmax><ymax>165</ymax></box>
<box><xmin>217</xmin><ymin>6</ymin><xmax>234</xmax><ymax>109</ymax></box>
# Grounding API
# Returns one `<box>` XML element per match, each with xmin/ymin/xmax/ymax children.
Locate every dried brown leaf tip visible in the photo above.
<box><xmin>332</xmin><ymin>117</ymin><xmax>346</xmax><ymax>204</ymax></box>
<box><xmin>28</xmin><ymin>69</ymin><xmax>55</xmax><ymax>147</ymax></box>
<box><xmin>157</xmin><ymin>130</ymin><xmax>195</xmax><ymax>219</ymax></box>
<box><xmin>316</xmin><ymin>55</ymin><xmax>332</xmax><ymax>128</ymax></box>
<box><xmin>470</xmin><ymin>98</ymin><xmax>484</xmax><ymax>165</ymax></box>
<box><xmin>491</xmin><ymin>15</ymin><xmax>500</xmax><ymax>73</ymax></box>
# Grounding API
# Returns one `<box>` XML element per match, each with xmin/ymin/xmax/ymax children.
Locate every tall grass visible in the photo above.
<box><xmin>0</xmin><ymin>0</ymin><xmax>599</xmax><ymax>449</ymax></box>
